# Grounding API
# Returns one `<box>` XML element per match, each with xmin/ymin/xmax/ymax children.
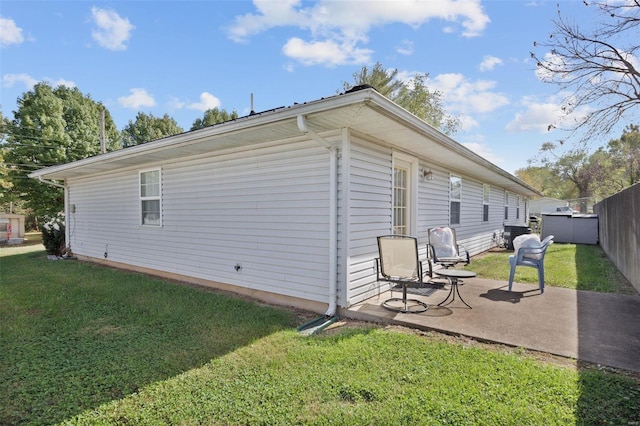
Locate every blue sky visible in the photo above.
<box><xmin>1</xmin><ymin>0</ymin><xmax>603</xmax><ymax>174</ymax></box>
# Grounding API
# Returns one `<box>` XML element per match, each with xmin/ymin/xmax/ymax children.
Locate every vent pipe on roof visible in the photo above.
<box><xmin>250</xmin><ymin>93</ymin><xmax>255</xmax><ymax>115</ymax></box>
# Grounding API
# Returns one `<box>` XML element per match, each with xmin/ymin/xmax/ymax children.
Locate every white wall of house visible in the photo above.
<box><xmin>63</xmin><ymin>128</ymin><xmax>533</xmax><ymax>311</ymax></box>
<box><xmin>342</xmin><ymin>136</ymin><xmax>531</xmax><ymax>306</ymax></box>
<box><xmin>67</xmin><ymin>137</ymin><xmax>337</xmax><ymax>305</ymax></box>
<box><xmin>342</xmin><ymin>135</ymin><xmax>394</xmax><ymax>306</ymax></box>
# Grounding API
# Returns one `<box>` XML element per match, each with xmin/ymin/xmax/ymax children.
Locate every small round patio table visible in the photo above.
<box><xmin>433</xmin><ymin>269</ymin><xmax>476</xmax><ymax>309</ymax></box>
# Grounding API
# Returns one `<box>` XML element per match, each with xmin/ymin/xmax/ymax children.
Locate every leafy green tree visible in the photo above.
<box><xmin>342</xmin><ymin>62</ymin><xmax>460</xmax><ymax>135</ymax></box>
<box><xmin>191</xmin><ymin>108</ymin><xmax>239</xmax><ymax>131</ymax></box>
<box><xmin>607</xmin><ymin>124</ymin><xmax>640</xmax><ymax>188</ymax></box>
<box><xmin>539</xmin><ymin>144</ymin><xmax>595</xmax><ymax>201</ymax></box>
<box><xmin>121</xmin><ymin>112</ymin><xmax>183</xmax><ymax>147</ymax></box>
<box><xmin>515</xmin><ymin>165</ymin><xmax>575</xmax><ymax>200</ymax></box>
<box><xmin>3</xmin><ymin>83</ymin><xmax>120</xmax><ymax>218</ymax></box>
<box><xmin>0</xmin><ymin>109</ymin><xmax>13</xmax><ymax>211</ymax></box>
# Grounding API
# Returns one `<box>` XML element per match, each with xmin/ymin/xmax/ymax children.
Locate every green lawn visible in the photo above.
<box><xmin>1</xmin><ymin>246</ymin><xmax>639</xmax><ymax>425</ymax></box>
<box><xmin>463</xmin><ymin>243</ymin><xmax>636</xmax><ymax>294</ymax></box>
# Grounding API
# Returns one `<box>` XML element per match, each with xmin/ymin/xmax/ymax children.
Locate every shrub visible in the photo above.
<box><xmin>41</xmin><ymin>213</ymin><xmax>66</xmax><ymax>256</ymax></box>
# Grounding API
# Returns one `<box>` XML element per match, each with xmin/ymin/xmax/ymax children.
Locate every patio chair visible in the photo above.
<box><xmin>376</xmin><ymin>235</ymin><xmax>429</xmax><ymax>313</ymax></box>
<box><xmin>508</xmin><ymin>235</ymin><xmax>554</xmax><ymax>293</ymax></box>
<box><xmin>426</xmin><ymin>227</ymin><xmax>470</xmax><ymax>277</ymax></box>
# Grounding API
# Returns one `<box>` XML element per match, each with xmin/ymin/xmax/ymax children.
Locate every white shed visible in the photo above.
<box><xmin>29</xmin><ymin>87</ymin><xmax>540</xmax><ymax>314</ymax></box>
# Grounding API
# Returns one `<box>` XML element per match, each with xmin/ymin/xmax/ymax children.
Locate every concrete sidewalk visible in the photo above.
<box><xmin>345</xmin><ymin>278</ymin><xmax>640</xmax><ymax>373</ymax></box>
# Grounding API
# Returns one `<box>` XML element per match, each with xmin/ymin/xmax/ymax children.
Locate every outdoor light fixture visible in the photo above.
<box><xmin>420</xmin><ymin>168</ymin><xmax>434</xmax><ymax>181</ymax></box>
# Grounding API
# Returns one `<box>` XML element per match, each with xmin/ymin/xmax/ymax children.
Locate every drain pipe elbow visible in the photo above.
<box><xmin>38</xmin><ymin>176</ymin><xmax>66</xmax><ymax>189</ymax></box>
<box><xmin>297</xmin><ymin>115</ymin><xmax>338</xmax><ymax>317</ymax></box>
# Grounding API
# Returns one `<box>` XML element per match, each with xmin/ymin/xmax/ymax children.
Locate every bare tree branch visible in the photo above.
<box><xmin>532</xmin><ymin>1</ymin><xmax>640</xmax><ymax>143</ymax></box>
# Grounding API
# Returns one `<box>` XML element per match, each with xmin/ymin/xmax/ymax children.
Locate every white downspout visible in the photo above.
<box><xmin>38</xmin><ymin>176</ymin><xmax>70</xmax><ymax>249</ymax></box>
<box><xmin>297</xmin><ymin>115</ymin><xmax>338</xmax><ymax>316</ymax></box>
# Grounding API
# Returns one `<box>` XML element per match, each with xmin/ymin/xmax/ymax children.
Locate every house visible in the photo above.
<box><xmin>0</xmin><ymin>213</ymin><xmax>25</xmax><ymax>244</ymax></box>
<box><xmin>529</xmin><ymin>197</ymin><xmax>570</xmax><ymax>217</ymax></box>
<box><xmin>29</xmin><ymin>86</ymin><xmax>540</xmax><ymax>315</ymax></box>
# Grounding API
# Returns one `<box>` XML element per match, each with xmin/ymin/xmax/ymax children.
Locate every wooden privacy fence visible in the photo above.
<box><xmin>594</xmin><ymin>182</ymin><xmax>640</xmax><ymax>292</ymax></box>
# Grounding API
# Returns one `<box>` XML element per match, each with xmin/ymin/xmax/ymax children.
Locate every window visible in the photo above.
<box><xmin>140</xmin><ymin>169</ymin><xmax>161</xmax><ymax>226</ymax></box>
<box><xmin>482</xmin><ymin>184</ymin><xmax>490</xmax><ymax>222</ymax></box>
<box><xmin>450</xmin><ymin>175</ymin><xmax>461</xmax><ymax>225</ymax></box>
<box><xmin>504</xmin><ymin>192</ymin><xmax>509</xmax><ymax>221</ymax></box>
<box><xmin>516</xmin><ymin>196</ymin><xmax>521</xmax><ymax>219</ymax></box>
<box><xmin>393</xmin><ymin>165</ymin><xmax>408</xmax><ymax>235</ymax></box>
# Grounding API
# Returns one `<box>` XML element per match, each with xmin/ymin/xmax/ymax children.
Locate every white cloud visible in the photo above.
<box><xmin>2</xmin><ymin>73</ymin><xmax>38</xmax><ymax>89</ymax></box>
<box><xmin>53</xmin><ymin>78</ymin><xmax>76</xmax><ymax>88</ymax></box>
<box><xmin>430</xmin><ymin>73</ymin><xmax>509</xmax><ymax>115</ymax></box>
<box><xmin>91</xmin><ymin>7</ymin><xmax>135</xmax><ymax>51</ymax></box>
<box><xmin>227</xmin><ymin>0</ymin><xmax>489</xmax><ymax>66</ymax></box>
<box><xmin>479</xmin><ymin>55</ymin><xmax>503</xmax><ymax>71</ymax></box>
<box><xmin>534</xmin><ymin>52</ymin><xmax>565</xmax><ymax>82</ymax></box>
<box><xmin>1</xmin><ymin>74</ymin><xmax>75</xmax><ymax>90</ymax></box>
<box><xmin>187</xmin><ymin>92</ymin><xmax>222</xmax><ymax>111</ymax></box>
<box><xmin>396</xmin><ymin>40</ymin><xmax>414</xmax><ymax>56</ymax></box>
<box><xmin>461</xmin><ymin>141</ymin><xmax>503</xmax><ymax>165</ymax></box>
<box><xmin>282</xmin><ymin>37</ymin><xmax>372</xmax><ymax>66</ymax></box>
<box><xmin>118</xmin><ymin>88</ymin><xmax>155</xmax><ymax>109</ymax></box>
<box><xmin>505</xmin><ymin>102</ymin><xmax>561</xmax><ymax>132</ymax></box>
<box><xmin>457</xmin><ymin>114</ymin><xmax>479</xmax><ymax>132</ymax></box>
<box><xmin>0</xmin><ymin>17</ymin><xmax>24</xmax><ymax>46</ymax></box>
<box><xmin>505</xmin><ymin>93</ymin><xmax>593</xmax><ymax>134</ymax></box>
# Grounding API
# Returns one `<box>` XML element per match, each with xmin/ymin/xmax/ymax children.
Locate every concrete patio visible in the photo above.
<box><xmin>344</xmin><ymin>277</ymin><xmax>640</xmax><ymax>373</ymax></box>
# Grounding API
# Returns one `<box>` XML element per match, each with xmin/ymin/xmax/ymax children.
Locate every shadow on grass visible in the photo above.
<box><xmin>0</xmin><ymin>249</ymin><xmax>307</xmax><ymax>425</ymax></box>
<box><xmin>574</xmin><ymin>244</ymin><xmax>640</xmax><ymax>423</ymax></box>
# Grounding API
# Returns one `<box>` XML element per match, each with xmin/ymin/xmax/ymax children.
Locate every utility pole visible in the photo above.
<box><xmin>100</xmin><ymin>109</ymin><xmax>106</xmax><ymax>154</ymax></box>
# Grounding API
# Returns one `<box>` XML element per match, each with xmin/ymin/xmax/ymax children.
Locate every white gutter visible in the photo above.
<box><xmin>38</xmin><ymin>176</ymin><xmax>70</xmax><ymax>250</ymax></box>
<box><xmin>297</xmin><ymin>115</ymin><xmax>338</xmax><ymax>317</ymax></box>
<box><xmin>38</xmin><ymin>176</ymin><xmax>65</xmax><ymax>189</ymax></box>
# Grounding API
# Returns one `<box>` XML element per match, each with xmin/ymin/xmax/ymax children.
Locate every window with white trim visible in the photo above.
<box><xmin>450</xmin><ymin>175</ymin><xmax>461</xmax><ymax>225</ymax></box>
<box><xmin>516</xmin><ymin>196</ymin><xmax>521</xmax><ymax>220</ymax></box>
<box><xmin>140</xmin><ymin>169</ymin><xmax>161</xmax><ymax>226</ymax></box>
<box><xmin>393</xmin><ymin>165</ymin><xmax>408</xmax><ymax>235</ymax></box>
<box><xmin>482</xmin><ymin>184</ymin><xmax>490</xmax><ymax>222</ymax></box>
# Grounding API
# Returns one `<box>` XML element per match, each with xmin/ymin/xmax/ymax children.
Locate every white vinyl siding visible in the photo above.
<box><xmin>66</xmin><ymin>139</ymin><xmax>333</xmax><ymax>304</ymax></box>
<box><xmin>344</xmin><ymin>138</ymin><xmax>393</xmax><ymax>306</ymax></box>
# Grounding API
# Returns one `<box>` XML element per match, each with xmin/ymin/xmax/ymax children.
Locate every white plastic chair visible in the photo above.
<box><xmin>508</xmin><ymin>235</ymin><xmax>554</xmax><ymax>293</ymax></box>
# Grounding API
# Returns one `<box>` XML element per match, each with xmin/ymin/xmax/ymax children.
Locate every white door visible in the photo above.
<box><xmin>393</xmin><ymin>158</ymin><xmax>415</xmax><ymax>236</ymax></box>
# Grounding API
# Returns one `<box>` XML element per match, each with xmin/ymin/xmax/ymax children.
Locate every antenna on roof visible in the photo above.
<box><xmin>250</xmin><ymin>93</ymin><xmax>256</xmax><ymax>115</ymax></box>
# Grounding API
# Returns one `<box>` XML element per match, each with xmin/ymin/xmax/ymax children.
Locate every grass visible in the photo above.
<box><xmin>463</xmin><ymin>243</ymin><xmax>636</xmax><ymax>294</ymax></box>
<box><xmin>1</xmin><ymin>245</ymin><xmax>639</xmax><ymax>425</ymax></box>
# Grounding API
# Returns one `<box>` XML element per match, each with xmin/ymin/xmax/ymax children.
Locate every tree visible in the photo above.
<box><xmin>538</xmin><ymin>143</ymin><xmax>600</xmax><ymax>202</ymax></box>
<box><xmin>190</xmin><ymin>108</ymin><xmax>239</xmax><ymax>131</ymax></box>
<box><xmin>532</xmin><ymin>1</ymin><xmax>640</xmax><ymax>143</ymax></box>
<box><xmin>3</xmin><ymin>83</ymin><xmax>120</xmax><ymax>218</ymax></box>
<box><xmin>0</xmin><ymin>110</ymin><xmax>13</xmax><ymax>210</ymax></box>
<box><xmin>342</xmin><ymin>62</ymin><xmax>460</xmax><ymax>135</ymax></box>
<box><xmin>121</xmin><ymin>112</ymin><xmax>184</xmax><ymax>147</ymax></box>
<box><xmin>523</xmin><ymin>123</ymin><xmax>640</xmax><ymax>205</ymax></box>
<box><xmin>607</xmin><ymin>123</ymin><xmax>640</xmax><ymax>188</ymax></box>
<box><xmin>515</xmin><ymin>165</ymin><xmax>575</xmax><ymax>200</ymax></box>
